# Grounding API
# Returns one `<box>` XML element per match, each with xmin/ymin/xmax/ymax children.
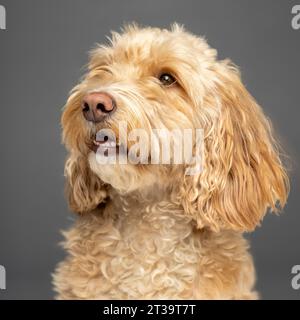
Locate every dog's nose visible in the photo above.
<box><xmin>82</xmin><ymin>92</ymin><xmax>116</xmax><ymax>123</ymax></box>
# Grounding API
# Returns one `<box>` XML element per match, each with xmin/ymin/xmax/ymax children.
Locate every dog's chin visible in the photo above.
<box><xmin>88</xmin><ymin>152</ymin><xmax>157</xmax><ymax>194</ymax></box>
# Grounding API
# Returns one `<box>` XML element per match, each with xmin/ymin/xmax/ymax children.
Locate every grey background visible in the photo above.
<box><xmin>0</xmin><ymin>0</ymin><xmax>299</xmax><ymax>300</ymax></box>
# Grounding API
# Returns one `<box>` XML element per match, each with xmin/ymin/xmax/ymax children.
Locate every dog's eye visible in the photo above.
<box><xmin>159</xmin><ymin>73</ymin><xmax>176</xmax><ymax>86</ymax></box>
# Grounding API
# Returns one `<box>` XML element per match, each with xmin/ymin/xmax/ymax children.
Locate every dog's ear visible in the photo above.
<box><xmin>180</xmin><ymin>61</ymin><xmax>289</xmax><ymax>232</ymax></box>
<box><xmin>64</xmin><ymin>154</ymin><xmax>108</xmax><ymax>214</ymax></box>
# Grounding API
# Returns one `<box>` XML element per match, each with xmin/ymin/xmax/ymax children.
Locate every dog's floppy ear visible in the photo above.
<box><xmin>180</xmin><ymin>61</ymin><xmax>289</xmax><ymax>232</ymax></box>
<box><xmin>64</xmin><ymin>154</ymin><xmax>108</xmax><ymax>213</ymax></box>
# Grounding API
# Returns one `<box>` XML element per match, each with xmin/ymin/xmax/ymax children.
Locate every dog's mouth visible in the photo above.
<box><xmin>92</xmin><ymin>136</ymin><xmax>118</xmax><ymax>155</ymax></box>
<box><xmin>89</xmin><ymin>131</ymin><xmax>127</xmax><ymax>157</ymax></box>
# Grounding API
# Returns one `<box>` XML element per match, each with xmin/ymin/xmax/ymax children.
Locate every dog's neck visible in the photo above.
<box><xmin>105</xmin><ymin>185</ymin><xmax>197</xmax><ymax>234</ymax></box>
<box><xmin>108</xmin><ymin>182</ymin><xmax>178</xmax><ymax>210</ymax></box>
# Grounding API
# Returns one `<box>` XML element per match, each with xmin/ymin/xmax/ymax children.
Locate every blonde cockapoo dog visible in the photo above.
<box><xmin>53</xmin><ymin>24</ymin><xmax>289</xmax><ymax>299</ymax></box>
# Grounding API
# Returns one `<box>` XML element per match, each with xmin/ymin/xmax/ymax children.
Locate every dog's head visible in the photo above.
<box><xmin>62</xmin><ymin>24</ymin><xmax>289</xmax><ymax>231</ymax></box>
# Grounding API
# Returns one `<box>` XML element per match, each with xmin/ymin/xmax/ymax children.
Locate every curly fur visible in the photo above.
<box><xmin>53</xmin><ymin>24</ymin><xmax>289</xmax><ymax>299</ymax></box>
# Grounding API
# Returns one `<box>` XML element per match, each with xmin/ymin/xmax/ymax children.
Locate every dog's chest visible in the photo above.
<box><xmin>88</xmin><ymin>201</ymin><xmax>202</xmax><ymax>298</ymax></box>
<box><xmin>57</xmin><ymin>201</ymin><xmax>254</xmax><ymax>299</ymax></box>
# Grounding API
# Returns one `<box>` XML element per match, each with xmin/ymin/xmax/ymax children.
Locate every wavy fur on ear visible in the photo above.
<box><xmin>180</xmin><ymin>61</ymin><xmax>289</xmax><ymax>232</ymax></box>
<box><xmin>64</xmin><ymin>154</ymin><xmax>108</xmax><ymax>213</ymax></box>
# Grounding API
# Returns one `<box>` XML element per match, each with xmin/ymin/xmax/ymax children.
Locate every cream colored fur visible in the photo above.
<box><xmin>53</xmin><ymin>24</ymin><xmax>289</xmax><ymax>299</ymax></box>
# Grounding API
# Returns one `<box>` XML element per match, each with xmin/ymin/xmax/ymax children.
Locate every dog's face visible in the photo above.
<box><xmin>62</xmin><ymin>24</ymin><xmax>289</xmax><ymax>232</ymax></box>
<box><xmin>62</xmin><ymin>25</ymin><xmax>212</xmax><ymax>192</ymax></box>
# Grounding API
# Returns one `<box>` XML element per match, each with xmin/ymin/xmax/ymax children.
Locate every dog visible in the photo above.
<box><xmin>53</xmin><ymin>24</ymin><xmax>289</xmax><ymax>299</ymax></box>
